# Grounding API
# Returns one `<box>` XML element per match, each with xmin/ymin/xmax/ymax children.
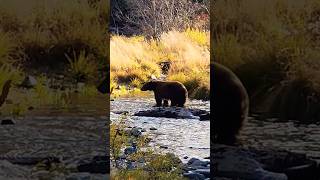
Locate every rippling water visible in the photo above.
<box><xmin>241</xmin><ymin>117</ymin><xmax>320</xmax><ymax>161</ymax></box>
<box><xmin>111</xmin><ymin>98</ymin><xmax>210</xmax><ymax>163</ymax></box>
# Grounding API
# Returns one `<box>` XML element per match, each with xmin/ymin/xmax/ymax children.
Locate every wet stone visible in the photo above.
<box><xmin>195</xmin><ymin>169</ymin><xmax>210</xmax><ymax>178</ymax></box>
<box><xmin>113</xmin><ymin>111</ymin><xmax>129</xmax><ymax>115</ymax></box>
<box><xmin>130</xmin><ymin>127</ymin><xmax>142</xmax><ymax>137</ymax></box>
<box><xmin>1</xmin><ymin>119</ymin><xmax>15</xmax><ymax>125</ymax></box>
<box><xmin>159</xmin><ymin>145</ymin><xmax>168</xmax><ymax>149</ymax></box>
<box><xmin>183</xmin><ymin>172</ymin><xmax>206</xmax><ymax>180</ymax></box>
<box><xmin>188</xmin><ymin>158</ymin><xmax>209</xmax><ymax>167</ymax></box>
<box><xmin>124</xmin><ymin>146</ymin><xmax>137</xmax><ymax>155</ymax></box>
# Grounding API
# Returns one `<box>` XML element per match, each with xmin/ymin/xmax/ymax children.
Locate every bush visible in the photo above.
<box><xmin>111</xmin><ymin>0</ymin><xmax>209</xmax><ymax>37</ymax></box>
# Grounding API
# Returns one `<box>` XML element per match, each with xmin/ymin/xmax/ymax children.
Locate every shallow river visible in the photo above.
<box><xmin>241</xmin><ymin>117</ymin><xmax>320</xmax><ymax>161</ymax></box>
<box><xmin>110</xmin><ymin>98</ymin><xmax>210</xmax><ymax>163</ymax></box>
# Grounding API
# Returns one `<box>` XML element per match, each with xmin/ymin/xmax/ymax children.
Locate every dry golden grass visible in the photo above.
<box><xmin>212</xmin><ymin>0</ymin><xmax>320</xmax><ymax>94</ymax></box>
<box><xmin>111</xmin><ymin>29</ymin><xmax>210</xmax><ymax>100</ymax></box>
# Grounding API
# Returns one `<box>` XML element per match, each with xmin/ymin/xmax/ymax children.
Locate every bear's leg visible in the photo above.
<box><xmin>163</xmin><ymin>100</ymin><xmax>169</xmax><ymax>107</ymax></box>
<box><xmin>170</xmin><ymin>99</ymin><xmax>177</xmax><ymax>107</ymax></box>
<box><xmin>155</xmin><ymin>96</ymin><xmax>163</xmax><ymax>107</ymax></box>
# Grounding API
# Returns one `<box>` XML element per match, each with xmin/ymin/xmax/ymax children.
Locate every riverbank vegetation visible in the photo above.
<box><xmin>110</xmin><ymin>114</ymin><xmax>186</xmax><ymax>180</ymax></box>
<box><xmin>212</xmin><ymin>0</ymin><xmax>320</xmax><ymax>121</ymax></box>
<box><xmin>0</xmin><ymin>0</ymin><xmax>108</xmax><ymax>116</ymax></box>
<box><xmin>110</xmin><ymin>29</ymin><xmax>210</xmax><ymax>100</ymax></box>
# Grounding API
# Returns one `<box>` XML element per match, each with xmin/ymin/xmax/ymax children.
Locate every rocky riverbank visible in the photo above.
<box><xmin>110</xmin><ymin>125</ymin><xmax>210</xmax><ymax>180</ymax></box>
<box><xmin>213</xmin><ymin>144</ymin><xmax>320</xmax><ymax>180</ymax></box>
<box><xmin>0</xmin><ymin>115</ymin><xmax>109</xmax><ymax>179</ymax></box>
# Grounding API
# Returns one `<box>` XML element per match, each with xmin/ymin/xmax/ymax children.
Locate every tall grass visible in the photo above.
<box><xmin>0</xmin><ymin>0</ymin><xmax>108</xmax><ymax>80</ymax></box>
<box><xmin>213</xmin><ymin>0</ymin><xmax>320</xmax><ymax>93</ymax></box>
<box><xmin>212</xmin><ymin>0</ymin><xmax>320</xmax><ymax>120</ymax></box>
<box><xmin>111</xmin><ymin>29</ymin><xmax>210</xmax><ymax>100</ymax></box>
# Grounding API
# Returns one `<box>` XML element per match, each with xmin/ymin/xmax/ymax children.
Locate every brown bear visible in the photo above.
<box><xmin>141</xmin><ymin>80</ymin><xmax>188</xmax><ymax>107</ymax></box>
<box><xmin>212</xmin><ymin>62</ymin><xmax>249</xmax><ymax>145</ymax></box>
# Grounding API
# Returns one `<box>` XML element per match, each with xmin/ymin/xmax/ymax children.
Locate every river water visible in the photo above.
<box><xmin>110</xmin><ymin>98</ymin><xmax>210</xmax><ymax>163</ymax></box>
<box><xmin>110</xmin><ymin>97</ymin><xmax>320</xmax><ymax>164</ymax></box>
<box><xmin>241</xmin><ymin>116</ymin><xmax>320</xmax><ymax>161</ymax></box>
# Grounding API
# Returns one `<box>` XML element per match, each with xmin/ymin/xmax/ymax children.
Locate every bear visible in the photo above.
<box><xmin>212</xmin><ymin>62</ymin><xmax>249</xmax><ymax>145</ymax></box>
<box><xmin>141</xmin><ymin>80</ymin><xmax>188</xmax><ymax>107</ymax></box>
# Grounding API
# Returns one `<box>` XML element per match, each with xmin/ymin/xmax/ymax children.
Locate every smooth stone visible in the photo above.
<box><xmin>188</xmin><ymin>158</ymin><xmax>209</xmax><ymax>167</ymax></box>
<box><xmin>130</xmin><ymin>128</ymin><xmax>142</xmax><ymax>137</ymax></box>
<box><xmin>124</xmin><ymin>146</ymin><xmax>137</xmax><ymax>155</ymax></box>
<box><xmin>150</xmin><ymin>127</ymin><xmax>157</xmax><ymax>130</ymax></box>
<box><xmin>159</xmin><ymin>145</ymin><xmax>168</xmax><ymax>149</ymax></box>
<box><xmin>195</xmin><ymin>169</ymin><xmax>210</xmax><ymax>178</ymax></box>
<box><xmin>183</xmin><ymin>172</ymin><xmax>206</xmax><ymax>180</ymax></box>
<box><xmin>1</xmin><ymin>119</ymin><xmax>15</xmax><ymax>125</ymax></box>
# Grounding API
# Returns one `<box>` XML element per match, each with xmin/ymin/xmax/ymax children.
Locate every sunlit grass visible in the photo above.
<box><xmin>212</xmin><ymin>0</ymin><xmax>320</xmax><ymax>94</ymax></box>
<box><xmin>111</xmin><ymin>29</ymin><xmax>210</xmax><ymax>100</ymax></box>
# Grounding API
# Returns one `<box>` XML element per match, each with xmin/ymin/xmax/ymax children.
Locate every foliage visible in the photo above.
<box><xmin>212</xmin><ymin>0</ymin><xmax>320</xmax><ymax>95</ymax></box>
<box><xmin>110</xmin><ymin>114</ymin><xmax>186</xmax><ymax>179</ymax></box>
<box><xmin>111</xmin><ymin>30</ymin><xmax>210</xmax><ymax>100</ymax></box>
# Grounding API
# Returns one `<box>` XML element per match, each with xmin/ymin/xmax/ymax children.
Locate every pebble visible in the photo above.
<box><xmin>124</xmin><ymin>146</ymin><xmax>137</xmax><ymax>155</ymax></box>
<box><xmin>130</xmin><ymin>128</ymin><xmax>142</xmax><ymax>137</ymax></box>
<box><xmin>195</xmin><ymin>169</ymin><xmax>210</xmax><ymax>178</ymax></box>
<box><xmin>150</xmin><ymin>127</ymin><xmax>157</xmax><ymax>130</ymax></box>
<box><xmin>159</xmin><ymin>145</ymin><xmax>168</xmax><ymax>149</ymax></box>
<box><xmin>188</xmin><ymin>158</ymin><xmax>209</xmax><ymax>167</ymax></box>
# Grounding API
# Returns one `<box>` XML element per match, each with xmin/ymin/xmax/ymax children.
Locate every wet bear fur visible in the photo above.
<box><xmin>212</xmin><ymin>62</ymin><xmax>249</xmax><ymax>145</ymax></box>
<box><xmin>141</xmin><ymin>80</ymin><xmax>188</xmax><ymax>107</ymax></box>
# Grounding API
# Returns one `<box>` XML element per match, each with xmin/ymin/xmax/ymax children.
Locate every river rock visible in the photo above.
<box><xmin>124</xmin><ymin>146</ymin><xmax>137</xmax><ymax>155</ymax></box>
<box><xmin>1</xmin><ymin>119</ymin><xmax>15</xmax><ymax>125</ymax></box>
<box><xmin>159</xmin><ymin>145</ymin><xmax>168</xmax><ymax>149</ymax></box>
<box><xmin>183</xmin><ymin>172</ymin><xmax>206</xmax><ymax>180</ymax></box>
<box><xmin>213</xmin><ymin>144</ymin><xmax>320</xmax><ymax>180</ymax></box>
<box><xmin>134</xmin><ymin>107</ymin><xmax>209</xmax><ymax>119</ymax></box>
<box><xmin>130</xmin><ymin>127</ymin><xmax>142</xmax><ymax>137</ymax></box>
<box><xmin>195</xmin><ymin>169</ymin><xmax>210</xmax><ymax>178</ymax></box>
<box><xmin>149</xmin><ymin>127</ymin><xmax>157</xmax><ymax>130</ymax></box>
<box><xmin>188</xmin><ymin>158</ymin><xmax>209</xmax><ymax>167</ymax></box>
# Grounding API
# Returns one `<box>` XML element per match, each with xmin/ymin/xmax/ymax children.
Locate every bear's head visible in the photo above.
<box><xmin>141</xmin><ymin>81</ymin><xmax>156</xmax><ymax>91</ymax></box>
